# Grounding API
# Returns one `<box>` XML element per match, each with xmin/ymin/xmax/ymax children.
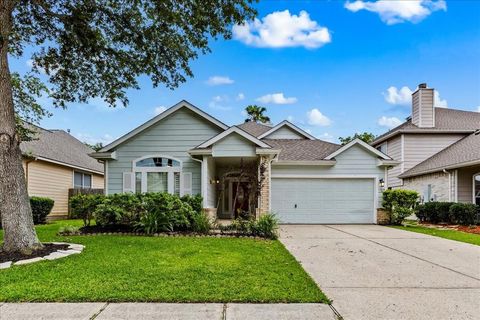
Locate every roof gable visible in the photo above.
<box><xmin>100</xmin><ymin>100</ymin><xmax>228</xmax><ymax>152</ymax></box>
<box><xmin>325</xmin><ymin>138</ymin><xmax>391</xmax><ymax>160</ymax></box>
<box><xmin>197</xmin><ymin>126</ymin><xmax>271</xmax><ymax>149</ymax></box>
<box><xmin>258</xmin><ymin>121</ymin><xmax>315</xmax><ymax>140</ymax></box>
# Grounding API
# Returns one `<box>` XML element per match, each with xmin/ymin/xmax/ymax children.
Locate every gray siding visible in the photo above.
<box><xmin>263</xmin><ymin>126</ymin><xmax>306</xmax><ymax>139</ymax></box>
<box><xmin>206</xmin><ymin>156</ymin><xmax>216</xmax><ymax>207</ymax></box>
<box><xmin>457</xmin><ymin>166</ymin><xmax>479</xmax><ymax>203</ymax></box>
<box><xmin>403</xmin><ymin>133</ymin><xmax>464</xmax><ymax>172</ymax></box>
<box><xmin>272</xmin><ymin>144</ymin><xmax>385</xmax><ymax>207</ymax></box>
<box><xmin>412</xmin><ymin>88</ymin><xmax>434</xmax><ymax>128</ymax></box>
<box><xmin>212</xmin><ymin>133</ymin><xmax>256</xmax><ymax>157</ymax></box>
<box><xmin>106</xmin><ymin>107</ymin><xmax>223</xmax><ymax>194</ymax></box>
<box><xmin>386</xmin><ymin>135</ymin><xmax>403</xmax><ymax>187</ymax></box>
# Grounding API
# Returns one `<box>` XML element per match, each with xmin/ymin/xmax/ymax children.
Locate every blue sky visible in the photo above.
<box><xmin>10</xmin><ymin>0</ymin><xmax>480</xmax><ymax>144</ymax></box>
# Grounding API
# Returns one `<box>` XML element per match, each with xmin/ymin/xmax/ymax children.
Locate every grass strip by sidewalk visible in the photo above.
<box><xmin>0</xmin><ymin>220</ymin><xmax>328</xmax><ymax>303</ymax></box>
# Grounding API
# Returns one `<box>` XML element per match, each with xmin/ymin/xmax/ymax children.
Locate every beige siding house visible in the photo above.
<box><xmin>372</xmin><ymin>83</ymin><xmax>480</xmax><ymax>205</ymax></box>
<box><xmin>21</xmin><ymin>125</ymin><xmax>104</xmax><ymax>219</ymax></box>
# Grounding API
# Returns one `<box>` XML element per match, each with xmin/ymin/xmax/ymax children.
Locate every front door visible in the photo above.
<box><xmin>220</xmin><ymin>179</ymin><xmax>251</xmax><ymax>218</ymax></box>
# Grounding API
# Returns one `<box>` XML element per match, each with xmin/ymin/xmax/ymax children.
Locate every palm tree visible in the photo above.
<box><xmin>244</xmin><ymin>105</ymin><xmax>270</xmax><ymax>123</ymax></box>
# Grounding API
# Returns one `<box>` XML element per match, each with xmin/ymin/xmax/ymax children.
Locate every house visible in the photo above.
<box><xmin>372</xmin><ymin>83</ymin><xmax>480</xmax><ymax>205</ymax></box>
<box><xmin>92</xmin><ymin>101</ymin><xmax>398</xmax><ymax>224</ymax></box>
<box><xmin>21</xmin><ymin>125</ymin><xmax>104</xmax><ymax>219</ymax></box>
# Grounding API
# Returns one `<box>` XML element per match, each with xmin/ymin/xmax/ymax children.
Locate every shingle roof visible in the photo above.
<box><xmin>263</xmin><ymin>139</ymin><xmax>341</xmax><ymax>161</ymax></box>
<box><xmin>236</xmin><ymin>122</ymin><xmax>272</xmax><ymax>137</ymax></box>
<box><xmin>373</xmin><ymin>108</ymin><xmax>480</xmax><ymax>144</ymax></box>
<box><xmin>399</xmin><ymin>131</ymin><xmax>480</xmax><ymax>178</ymax></box>
<box><xmin>20</xmin><ymin>125</ymin><xmax>104</xmax><ymax>174</ymax></box>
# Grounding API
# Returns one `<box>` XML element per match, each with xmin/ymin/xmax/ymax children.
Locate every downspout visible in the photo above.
<box><xmin>443</xmin><ymin>169</ymin><xmax>452</xmax><ymax>202</ymax></box>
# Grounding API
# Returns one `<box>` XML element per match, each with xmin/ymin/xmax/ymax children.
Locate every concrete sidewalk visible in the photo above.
<box><xmin>0</xmin><ymin>303</ymin><xmax>337</xmax><ymax>320</ymax></box>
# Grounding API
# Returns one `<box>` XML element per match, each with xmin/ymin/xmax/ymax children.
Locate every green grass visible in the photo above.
<box><xmin>0</xmin><ymin>220</ymin><xmax>327</xmax><ymax>303</ymax></box>
<box><xmin>392</xmin><ymin>223</ymin><xmax>480</xmax><ymax>246</ymax></box>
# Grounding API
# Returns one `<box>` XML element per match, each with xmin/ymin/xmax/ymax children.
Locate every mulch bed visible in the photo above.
<box><xmin>419</xmin><ymin>222</ymin><xmax>480</xmax><ymax>235</ymax></box>
<box><xmin>0</xmin><ymin>243</ymin><xmax>69</xmax><ymax>263</ymax></box>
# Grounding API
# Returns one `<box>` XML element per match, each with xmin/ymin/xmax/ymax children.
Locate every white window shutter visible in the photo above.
<box><xmin>123</xmin><ymin>172</ymin><xmax>135</xmax><ymax>193</ymax></box>
<box><xmin>181</xmin><ymin>172</ymin><xmax>192</xmax><ymax>196</ymax></box>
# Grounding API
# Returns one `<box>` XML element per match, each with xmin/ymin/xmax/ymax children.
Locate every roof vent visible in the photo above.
<box><xmin>418</xmin><ymin>83</ymin><xmax>427</xmax><ymax>89</ymax></box>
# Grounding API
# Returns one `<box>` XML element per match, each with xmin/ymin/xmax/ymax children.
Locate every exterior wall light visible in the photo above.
<box><xmin>379</xmin><ymin>178</ymin><xmax>385</xmax><ymax>188</ymax></box>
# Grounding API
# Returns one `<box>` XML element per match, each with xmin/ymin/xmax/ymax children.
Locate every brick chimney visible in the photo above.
<box><xmin>411</xmin><ymin>83</ymin><xmax>435</xmax><ymax>128</ymax></box>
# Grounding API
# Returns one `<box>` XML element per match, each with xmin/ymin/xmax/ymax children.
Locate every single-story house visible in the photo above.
<box><xmin>372</xmin><ymin>83</ymin><xmax>480</xmax><ymax>205</ymax></box>
<box><xmin>21</xmin><ymin>124</ymin><xmax>104</xmax><ymax>219</ymax></box>
<box><xmin>92</xmin><ymin>101</ymin><xmax>398</xmax><ymax>224</ymax></box>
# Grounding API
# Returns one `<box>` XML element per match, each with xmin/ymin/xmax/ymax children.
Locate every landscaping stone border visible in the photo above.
<box><xmin>63</xmin><ymin>230</ymin><xmax>268</xmax><ymax>239</ymax></box>
<box><xmin>0</xmin><ymin>242</ymin><xmax>84</xmax><ymax>270</ymax></box>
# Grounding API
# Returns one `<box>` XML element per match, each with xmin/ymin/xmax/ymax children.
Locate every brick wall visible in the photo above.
<box><xmin>258</xmin><ymin>156</ymin><xmax>270</xmax><ymax>216</ymax></box>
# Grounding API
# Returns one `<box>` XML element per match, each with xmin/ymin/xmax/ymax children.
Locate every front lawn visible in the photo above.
<box><xmin>392</xmin><ymin>224</ymin><xmax>480</xmax><ymax>246</ymax></box>
<box><xmin>0</xmin><ymin>220</ymin><xmax>327</xmax><ymax>303</ymax></box>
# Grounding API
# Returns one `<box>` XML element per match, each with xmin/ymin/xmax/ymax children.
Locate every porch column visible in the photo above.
<box><xmin>258</xmin><ymin>155</ymin><xmax>271</xmax><ymax>216</ymax></box>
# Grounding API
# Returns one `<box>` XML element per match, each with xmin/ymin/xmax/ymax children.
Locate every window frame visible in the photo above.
<box><xmin>132</xmin><ymin>155</ymin><xmax>183</xmax><ymax>194</ymax></box>
<box><xmin>73</xmin><ymin>171</ymin><xmax>93</xmax><ymax>189</ymax></box>
<box><xmin>473</xmin><ymin>173</ymin><xmax>480</xmax><ymax>205</ymax></box>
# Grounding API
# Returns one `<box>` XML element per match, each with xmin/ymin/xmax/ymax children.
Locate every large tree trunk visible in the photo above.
<box><xmin>0</xmin><ymin>0</ymin><xmax>42</xmax><ymax>253</ymax></box>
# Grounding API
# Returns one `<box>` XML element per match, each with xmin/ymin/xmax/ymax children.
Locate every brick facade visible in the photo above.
<box><xmin>403</xmin><ymin>171</ymin><xmax>451</xmax><ymax>202</ymax></box>
<box><xmin>258</xmin><ymin>155</ymin><xmax>271</xmax><ymax>216</ymax></box>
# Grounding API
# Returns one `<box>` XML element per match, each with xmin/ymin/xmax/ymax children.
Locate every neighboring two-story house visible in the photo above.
<box><xmin>372</xmin><ymin>83</ymin><xmax>480</xmax><ymax>205</ymax></box>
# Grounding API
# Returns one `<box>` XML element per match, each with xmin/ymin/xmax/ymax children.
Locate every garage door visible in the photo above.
<box><xmin>271</xmin><ymin>178</ymin><xmax>375</xmax><ymax>224</ymax></box>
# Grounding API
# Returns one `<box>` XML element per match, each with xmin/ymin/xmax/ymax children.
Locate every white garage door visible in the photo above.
<box><xmin>271</xmin><ymin>178</ymin><xmax>375</xmax><ymax>224</ymax></box>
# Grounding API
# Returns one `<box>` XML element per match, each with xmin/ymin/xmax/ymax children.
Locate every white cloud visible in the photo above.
<box><xmin>378</xmin><ymin>116</ymin><xmax>402</xmax><ymax>128</ymax></box>
<box><xmin>434</xmin><ymin>91</ymin><xmax>448</xmax><ymax>108</ymax></box>
<box><xmin>206</xmin><ymin>76</ymin><xmax>234</xmax><ymax>86</ymax></box>
<box><xmin>319</xmin><ymin>132</ymin><xmax>334</xmax><ymax>142</ymax></box>
<box><xmin>26</xmin><ymin>59</ymin><xmax>47</xmax><ymax>74</ymax></box>
<box><xmin>209</xmin><ymin>95</ymin><xmax>231</xmax><ymax>111</ymax></box>
<box><xmin>287</xmin><ymin>115</ymin><xmax>295</xmax><ymax>122</ymax></box>
<box><xmin>383</xmin><ymin>86</ymin><xmax>413</xmax><ymax>105</ymax></box>
<box><xmin>306</xmin><ymin>108</ymin><xmax>332</xmax><ymax>126</ymax></box>
<box><xmin>233</xmin><ymin>10</ymin><xmax>331</xmax><ymax>49</ymax></box>
<box><xmin>476</xmin><ymin>106</ymin><xmax>480</xmax><ymax>113</ymax></box>
<box><xmin>153</xmin><ymin>106</ymin><xmax>167</xmax><ymax>115</ymax></box>
<box><xmin>74</xmin><ymin>132</ymin><xmax>115</xmax><ymax>145</ymax></box>
<box><xmin>345</xmin><ymin>0</ymin><xmax>447</xmax><ymax>25</ymax></box>
<box><xmin>256</xmin><ymin>93</ymin><xmax>297</xmax><ymax>105</ymax></box>
<box><xmin>236</xmin><ymin>93</ymin><xmax>245</xmax><ymax>101</ymax></box>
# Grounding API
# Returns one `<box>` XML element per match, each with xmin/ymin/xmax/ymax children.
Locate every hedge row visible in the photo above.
<box><xmin>416</xmin><ymin>202</ymin><xmax>479</xmax><ymax>225</ymax></box>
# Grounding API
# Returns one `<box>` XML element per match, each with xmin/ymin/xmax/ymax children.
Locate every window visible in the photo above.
<box><xmin>376</xmin><ymin>143</ymin><xmax>387</xmax><ymax>154</ymax></box>
<box><xmin>475</xmin><ymin>174</ymin><xmax>480</xmax><ymax>205</ymax></box>
<box><xmin>131</xmin><ymin>155</ymin><xmax>184</xmax><ymax>194</ymax></box>
<box><xmin>74</xmin><ymin>171</ymin><xmax>92</xmax><ymax>189</ymax></box>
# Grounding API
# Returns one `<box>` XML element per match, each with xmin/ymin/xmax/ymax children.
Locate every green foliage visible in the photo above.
<box><xmin>134</xmin><ymin>210</ymin><xmax>173</xmax><ymax>234</ymax></box>
<box><xmin>339</xmin><ymin>132</ymin><xmax>376</xmax><ymax>145</ymax></box>
<box><xmin>10</xmin><ymin>1</ymin><xmax>257</xmax><ymax>109</ymax></box>
<box><xmin>94</xmin><ymin>199</ymin><xmax>126</xmax><ymax>227</ymax></box>
<box><xmin>181</xmin><ymin>194</ymin><xmax>203</xmax><ymax>214</ymax></box>
<box><xmin>252</xmin><ymin>213</ymin><xmax>279</xmax><ymax>239</ymax></box>
<box><xmin>29</xmin><ymin>196</ymin><xmax>54</xmax><ymax>224</ymax></box>
<box><xmin>84</xmin><ymin>142</ymin><xmax>104</xmax><ymax>152</ymax></box>
<box><xmin>416</xmin><ymin>202</ymin><xmax>455</xmax><ymax>223</ymax></box>
<box><xmin>191</xmin><ymin>211</ymin><xmax>212</xmax><ymax>234</ymax></box>
<box><xmin>449</xmin><ymin>203</ymin><xmax>478</xmax><ymax>225</ymax></box>
<box><xmin>58</xmin><ymin>225</ymin><xmax>80</xmax><ymax>236</ymax></box>
<box><xmin>382</xmin><ymin>189</ymin><xmax>419</xmax><ymax>225</ymax></box>
<box><xmin>244</xmin><ymin>105</ymin><xmax>270</xmax><ymax>123</ymax></box>
<box><xmin>416</xmin><ymin>202</ymin><xmax>479</xmax><ymax>225</ymax></box>
<box><xmin>69</xmin><ymin>194</ymin><xmax>103</xmax><ymax>226</ymax></box>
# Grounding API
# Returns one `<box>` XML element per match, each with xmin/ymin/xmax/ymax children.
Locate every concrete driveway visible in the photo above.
<box><xmin>280</xmin><ymin>225</ymin><xmax>480</xmax><ymax>320</ymax></box>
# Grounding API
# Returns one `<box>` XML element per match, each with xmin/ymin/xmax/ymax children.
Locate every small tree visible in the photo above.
<box><xmin>339</xmin><ymin>132</ymin><xmax>376</xmax><ymax>145</ymax></box>
<box><xmin>244</xmin><ymin>105</ymin><xmax>270</xmax><ymax>123</ymax></box>
<box><xmin>382</xmin><ymin>189</ymin><xmax>419</xmax><ymax>225</ymax></box>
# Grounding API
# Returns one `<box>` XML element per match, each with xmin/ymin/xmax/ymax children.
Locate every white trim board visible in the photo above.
<box><xmin>196</xmin><ymin>126</ymin><xmax>271</xmax><ymax>149</ymax></box>
<box><xmin>257</xmin><ymin>120</ymin><xmax>315</xmax><ymax>140</ymax></box>
<box><xmin>99</xmin><ymin>100</ymin><xmax>228</xmax><ymax>152</ymax></box>
<box><xmin>325</xmin><ymin>138</ymin><xmax>391</xmax><ymax>160</ymax></box>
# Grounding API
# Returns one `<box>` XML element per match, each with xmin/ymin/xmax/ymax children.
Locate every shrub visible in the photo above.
<box><xmin>134</xmin><ymin>210</ymin><xmax>173</xmax><ymax>234</ymax></box>
<box><xmin>449</xmin><ymin>203</ymin><xmax>477</xmax><ymax>225</ymax></box>
<box><xmin>390</xmin><ymin>207</ymin><xmax>413</xmax><ymax>225</ymax></box>
<box><xmin>107</xmin><ymin>193</ymin><xmax>144</xmax><ymax>225</ymax></box>
<box><xmin>142</xmin><ymin>193</ymin><xmax>194</xmax><ymax>230</ymax></box>
<box><xmin>58</xmin><ymin>225</ymin><xmax>81</xmax><ymax>236</ymax></box>
<box><xmin>382</xmin><ymin>189</ymin><xmax>418</xmax><ymax>225</ymax></box>
<box><xmin>252</xmin><ymin>213</ymin><xmax>279</xmax><ymax>239</ymax></box>
<box><xmin>70</xmin><ymin>194</ymin><xmax>104</xmax><ymax>226</ymax></box>
<box><xmin>94</xmin><ymin>198</ymin><xmax>126</xmax><ymax>227</ymax></box>
<box><xmin>30</xmin><ymin>196</ymin><xmax>54</xmax><ymax>224</ymax></box>
<box><xmin>181</xmin><ymin>194</ymin><xmax>203</xmax><ymax>214</ymax></box>
<box><xmin>191</xmin><ymin>211</ymin><xmax>212</xmax><ymax>234</ymax></box>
